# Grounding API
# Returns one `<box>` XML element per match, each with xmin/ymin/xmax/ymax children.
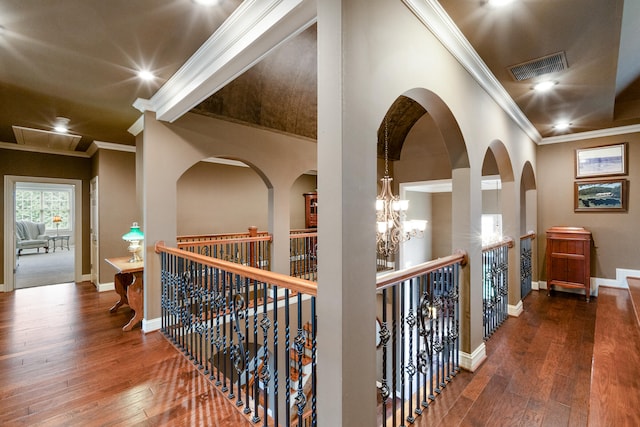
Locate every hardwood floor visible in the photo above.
<box><xmin>410</xmin><ymin>289</ymin><xmax>598</xmax><ymax>426</ymax></box>
<box><xmin>0</xmin><ymin>282</ymin><xmax>252</xmax><ymax>427</ymax></box>
<box><xmin>1</xmin><ymin>282</ymin><xmax>637</xmax><ymax>426</ymax></box>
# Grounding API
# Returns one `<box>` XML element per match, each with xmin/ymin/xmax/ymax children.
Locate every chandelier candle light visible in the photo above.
<box><xmin>122</xmin><ymin>222</ymin><xmax>144</xmax><ymax>263</ymax></box>
<box><xmin>376</xmin><ymin>120</ymin><xmax>427</xmax><ymax>257</ymax></box>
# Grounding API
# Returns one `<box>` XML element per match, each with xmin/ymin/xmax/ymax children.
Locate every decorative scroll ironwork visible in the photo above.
<box><xmin>520</xmin><ymin>236</ymin><xmax>533</xmax><ymax>299</ymax></box>
<box><xmin>158</xmin><ymin>247</ymin><xmax>317</xmax><ymax>427</ymax></box>
<box><xmin>376</xmin><ymin>257</ymin><xmax>462</xmax><ymax>426</ymax></box>
<box><xmin>483</xmin><ymin>242</ymin><xmax>510</xmax><ymax>339</ymax></box>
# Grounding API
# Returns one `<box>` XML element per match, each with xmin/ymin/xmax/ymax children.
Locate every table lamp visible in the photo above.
<box><xmin>122</xmin><ymin>222</ymin><xmax>144</xmax><ymax>262</ymax></box>
<box><xmin>53</xmin><ymin>215</ymin><xmax>62</xmax><ymax>235</ymax></box>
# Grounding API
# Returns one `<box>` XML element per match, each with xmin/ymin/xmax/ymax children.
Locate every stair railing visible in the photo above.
<box><xmin>520</xmin><ymin>231</ymin><xmax>535</xmax><ymax>300</ymax></box>
<box><xmin>375</xmin><ymin>251</ymin><xmax>467</xmax><ymax>426</ymax></box>
<box><xmin>482</xmin><ymin>237</ymin><xmax>514</xmax><ymax>339</ymax></box>
<box><xmin>156</xmin><ymin>241</ymin><xmax>317</xmax><ymax>426</ymax></box>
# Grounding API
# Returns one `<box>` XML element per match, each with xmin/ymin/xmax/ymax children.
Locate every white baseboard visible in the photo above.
<box><xmin>459</xmin><ymin>342</ymin><xmax>486</xmax><ymax>372</ymax></box>
<box><xmin>508</xmin><ymin>300</ymin><xmax>523</xmax><ymax>317</ymax></box>
<box><xmin>0</xmin><ymin>283</ymin><xmax>5</xmax><ymax>292</ymax></box>
<box><xmin>82</xmin><ymin>273</ymin><xmax>91</xmax><ymax>282</ymax></box>
<box><xmin>540</xmin><ymin>274</ymin><xmax>634</xmax><ymax>298</ymax></box>
<box><xmin>532</xmin><ymin>280</ymin><xmax>540</xmax><ymax>290</ymax></box>
<box><xmin>143</xmin><ymin>317</ymin><xmax>162</xmax><ymax>333</ymax></box>
<box><xmin>95</xmin><ymin>281</ymin><xmax>115</xmax><ymax>292</ymax></box>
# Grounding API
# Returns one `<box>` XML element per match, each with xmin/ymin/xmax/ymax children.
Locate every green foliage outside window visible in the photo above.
<box><xmin>15</xmin><ymin>189</ymin><xmax>71</xmax><ymax>230</ymax></box>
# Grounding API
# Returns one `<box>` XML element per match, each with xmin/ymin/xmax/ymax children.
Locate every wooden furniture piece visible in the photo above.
<box><xmin>105</xmin><ymin>257</ymin><xmax>144</xmax><ymax>331</ymax></box>
<box><xmin>303</xmin><ymin>192</ymin><xmax>317</xmax><ymax>228</ymax></box>
<box><xmin>545</xmin><ymin>226</ymin><xmax>592</xmax><ymax>302</ymax></box>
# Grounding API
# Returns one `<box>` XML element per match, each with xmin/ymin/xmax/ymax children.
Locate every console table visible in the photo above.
<box><xmin>48</xmin><ymin>235</ymin><xmax>70</xmax><ymax>252</ymax></box>
<box><xmin>105</xmin><ymin>257</ymin><xmax>144</xmax><ymax>331</ymax></box>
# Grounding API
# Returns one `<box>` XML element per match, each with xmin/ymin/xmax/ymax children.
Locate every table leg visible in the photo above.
<box><xmin>123</xmin><ymin>271</ymin><xmax>144</xmax><ymax>332</ymax></box>
<box><xmin>109</xmin><ymin>272</ymin><xmax>132</xmax><ymax>313</ymax></box>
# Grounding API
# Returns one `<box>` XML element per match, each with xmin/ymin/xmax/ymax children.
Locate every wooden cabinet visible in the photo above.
<box><xmin>545</xmin><ymin>226</ymin><xmax>592</xmax><ymax>302</ymax></box>
<box><xmin>303</xmin><ymin>192</ymin><xmax>317</xmax><ymax>228</ymax></box>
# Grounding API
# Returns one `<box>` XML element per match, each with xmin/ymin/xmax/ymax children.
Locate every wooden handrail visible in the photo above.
<box><xmin>289</xmin><ymin>232</ymin><xmax>318</xmax><ymax>239</ymax></box>
<box><xmin>155</xmin><ymin>241</ymin><xmax>317</xmax><ymax>297</ymax></box>
<box><xmin>520</xmin><ymin>231</ymin><xmax>536</xmax><ymax>240</ymax></box>
<box><xmin>376</xmin><ymin>250</ymin><xmax>468</xmax><ymax>291</ymax></box>
<box><xmin>177</xmin><ymin>235</ymin><xmax>273</xmax><ymax>248</ymax></box>
<box><xmin>482</xmin><ymin>236</ymin><xmax>515</xmax><ymax>252</ymax></box>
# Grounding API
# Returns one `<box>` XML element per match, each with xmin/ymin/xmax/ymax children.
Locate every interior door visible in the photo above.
<box><xmin>90</xmin><ymin>177</ymin><xmax>99</xmax><ymax>286</ymax></box>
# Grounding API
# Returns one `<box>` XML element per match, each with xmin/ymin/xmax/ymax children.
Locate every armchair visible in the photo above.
<box><xmin>16</xmin><ymin>220</ymin><xmax>50</xmax><ymax>256</ymax></box>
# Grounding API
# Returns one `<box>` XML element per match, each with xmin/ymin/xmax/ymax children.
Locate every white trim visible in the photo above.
<box><xmin>0</xmin><ymin>283</ymin><xmax>5</xmax><ymax>292</ymax></box>
<box><xmin>127</xmin><ymin>115</ymin><xmax>144</xmax><ymax>136</ymax></box>
<box><xmin>532</xmin><ymin>280</ymin><xmax>540</xmax><ymax>291</ymax></box>
<box><xmin>133</xmin><ymin>0</ymin><xmax>317</xmax><ymax>123</ymax></box>
<box><xmin>508</xmin><ymin>300</ymin><xmax>523</xmax><ymax>317</ymax></box>
<box><xmin>459</xmin><ymin>342</ymin><xmax>487</xmax><ymax>372</ymax></box>
<box><xmin>616</xmin><ymin>268</ymin><xmax>640</xmax><ymax>286</ymax></box>
<box><xmin>143</xmin><ymin>317</ymin><xmax>162</xmax><ymax>333</ymax></box>
<box><xmin>540</xmin><ymin>124</ymin><xmax>640</xmax><ymax>145</ymax></box>
<box><xmin>401</xmin><ymin>0</ymin><xmax>541</xmax><ymax>143</ymax></box>
<box><xmin>203</xmin><ymin>157</ymin><xmax>251</xmax><ymax>168</ymax></box>
<box><xmin>0</xmin><ymin>141</ymin><xmax>90</xmax><ymax>158</ymax></box>
<box><xmin>86</xmin><ymin>141</ymin><xmax>136</xmax><ymax>157</ymax></box>
<box><xmin>96</xmin><ymin>281</ymin><xmax>115</xmax><ymax>292</ymax></box>
<box><xmin>4</xmin><ymin>176</ymin><xmax>83</xmax><ymax>292</ymax></box>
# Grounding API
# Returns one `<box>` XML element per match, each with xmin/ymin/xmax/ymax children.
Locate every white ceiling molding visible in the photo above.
<box><xmin>133</xmin><ymin>0</ymin><xmax>317</xmax><ymax>123</ymax></box>
<box><xmin>540</xmin><ymin>123</ymin><xmax>640</xmax><ymax>145</ymax></box>
<box><xmin>402</xmin><ymin>0</ymin><xmax>542</xmax><ymax>144</ymax></box>
<box><xmin>0</xmin><ymin>141</ymin><xmax>90</xmax><ymax>158</ymax></box>
<box><xmin>128</xmin><ymin>115</ymin><xmax>144</xmax><ymax>137</ymax></box>
<box><xmin>86</xmin><ymin>141</ymin><xmax>136</xmax><ymax>157</ymax></box>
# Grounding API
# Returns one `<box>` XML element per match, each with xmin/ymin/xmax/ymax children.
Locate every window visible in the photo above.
<box><xmin>15</xmin><ymin>183</ymin><xmax>73</xmax><ymax>231</ymax></box>
<box><xmin>481</xmin><ymin>214</ymin><xmax>502</xmax><ymax>246</ymax></box>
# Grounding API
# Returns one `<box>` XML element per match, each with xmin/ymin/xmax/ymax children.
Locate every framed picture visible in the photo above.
<box><xmin>574</xmin><ymin>179</ymin><xmax>628</xmax><ymax>212</ymax></box>
<box><xmin>575</xmin><ymin>142</ymin><xmax>627</xmax><ymax>178</ymax></box>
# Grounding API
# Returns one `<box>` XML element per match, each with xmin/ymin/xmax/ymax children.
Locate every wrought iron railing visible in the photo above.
<box><xmin>520</xmin><ymin>232</ymin><xmax>535</xmax><ymax>300</ymax></box>
<box><xmin>156</xmin><ymin>242</ymin><xmax>318</xmax><ymax>426</ymax></box>
<box><xmin>289</xmin><ymin>232</ymin><xmax>317</xmax><ymax>280</ymax></box>
<box><xmin>375</xmin><ymin>251</ymin><xmax>467</xmax><ymax>426</ymax></box>
<box><xmin>482</xmin><ymin>238</ymin><xmax>513</xmax><ymax>340</ymax></box>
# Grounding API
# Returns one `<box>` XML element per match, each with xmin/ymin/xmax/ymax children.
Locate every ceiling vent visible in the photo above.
<box><xmin>508</xmin><ymin>51</ymin><xmax>568</xmax><ymax>81</ymax></box>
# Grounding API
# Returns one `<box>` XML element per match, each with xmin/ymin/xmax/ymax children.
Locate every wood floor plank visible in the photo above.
<box><xmin>0</xmin><ymin>282</ymin><xmax>251</xmax><ymax>427</ymax></box>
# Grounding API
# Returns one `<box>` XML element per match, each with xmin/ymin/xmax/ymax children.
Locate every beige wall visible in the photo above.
<box><xmin>94</xmin><ymin>149</ymin><xmax>138</xmax><ymax>284</ymax></box>
<box><xmin>176</xmin><ymin>161</ymin><xmax>316</xmax><ymax>236</ymax></box>
<box><xmin>537</xmin><ymin>132</ymin><xmax>640</xmax><ymax>280</ymax></box>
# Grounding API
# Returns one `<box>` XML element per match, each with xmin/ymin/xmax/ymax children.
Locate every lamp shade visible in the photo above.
<box><xmin>122</xmin><ymin>222</ymin><xmax>144</xmax><ymax>242</ymax></box>
<box><xmin>53</xmin><ymin>215</ymin><xmax>62</xmax><ymax>223</ymax></box>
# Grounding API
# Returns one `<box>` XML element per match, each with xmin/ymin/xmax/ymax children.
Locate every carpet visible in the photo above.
<box><xmin>14</xmin><ymin>246</ymin><xmax>75</xmax><ymax>289</ymax></box>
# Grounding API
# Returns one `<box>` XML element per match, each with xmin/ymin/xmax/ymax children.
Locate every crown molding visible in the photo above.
<box><xmin>0</xmin><ymin>141</ymin><xmax>90</xmax><ymax>158</ymax></box>
<box><xmin>133</xmin><ymin>0</ymin><xmax>316</xmax><ymax>123</ymax></box>
<box><xmin>128</xmin><ymin>115</ymin><xmax>144</xmax><ymax>136</ymax></box>
<box><xmin>540</xmin><ymin>124</ymin><xmax>640</xmax><ymax>145</ymax></box>
<box><xmin>402</xmin><ymin>0</ymin><xmax>541</xmax><ymax>144</ymax></box>
<box><xmin>86</xmin><ymin>141</ymin><xmax>136</xmax><ymax>157</ymax></box>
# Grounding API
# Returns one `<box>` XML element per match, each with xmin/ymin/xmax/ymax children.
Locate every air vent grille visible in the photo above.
<box><xmin>508</xmin><ymin>51</ymin><xmax>568</xmax><ymax>81</ymax></box>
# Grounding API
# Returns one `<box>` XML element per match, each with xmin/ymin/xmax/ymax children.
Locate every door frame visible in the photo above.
<box><xmin>3</xmin><ymin>175</ymin><xmax>83</xmax><ymax>292</ymax></box>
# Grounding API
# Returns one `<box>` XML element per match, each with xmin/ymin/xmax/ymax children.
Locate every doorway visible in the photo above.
<box><xmin>3</xmin><ymin>176</ymin><xmax>83</xmax><ymax>292</ymax></box>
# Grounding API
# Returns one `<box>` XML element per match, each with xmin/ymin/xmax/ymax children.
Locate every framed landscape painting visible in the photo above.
<box><xmin>574</xmin><ymin>179</ymin><xmax>627</xmax><ymax>212</ymax></box>
<box><xmin>575</xmin><ymin>142</ymin><xmax>627</xmax><ymax>178</ymax></box>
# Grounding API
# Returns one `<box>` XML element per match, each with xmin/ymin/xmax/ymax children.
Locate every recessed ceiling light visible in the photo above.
<box><xmin>137</xmin><ymin>69</ymin><xmax>155</xmax><ymax>81</ymax></box>
<box><xmin>532</xmin><ymin>80</ymin><xmax>557</xmax><ymax>93</ymax></box>
<box><xmin>53</xmin><ymin>117</ymin><xmax>70</xmax><ymax>133</ymax></box>
<box><xmin>553</xmin><ymin>121</ymin><xmax>571</xmax><ymax>131</ymax></box>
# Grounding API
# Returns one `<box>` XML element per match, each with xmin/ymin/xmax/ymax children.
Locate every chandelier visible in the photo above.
<box><xmin>376</xmin><ymin>120</ymin><xmax>427</xmax><ymax>257</ymax></box>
